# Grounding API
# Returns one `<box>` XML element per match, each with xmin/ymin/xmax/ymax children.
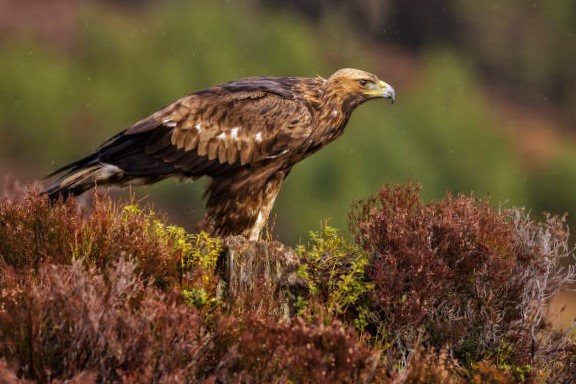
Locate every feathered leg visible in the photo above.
<box><xmin>205</xmin><ymin>166</ymin><xmax>289</xmax><ymax>240</ymax></box>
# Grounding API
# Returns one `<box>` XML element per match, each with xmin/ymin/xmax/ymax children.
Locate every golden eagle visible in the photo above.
<box><xmin>43</xmin><ymin>68</ymin><xmax>395</xmax><ymax>240</ymax></box>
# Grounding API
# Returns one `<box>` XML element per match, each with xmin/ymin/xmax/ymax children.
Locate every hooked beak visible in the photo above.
<box><xmin>363</xmin><ymin>80</ymin><xmax>396</xmax><ymax>103</ymax></box>
<box><xmin>379</xmin><ymin>80</ymin><xmax>396</xmax><ymax>104</ymax></box>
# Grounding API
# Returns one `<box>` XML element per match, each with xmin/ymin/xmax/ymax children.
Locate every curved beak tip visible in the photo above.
<box><xmin>383</xmin><ymin>85</ymin><xmax>396</xmax><ymax>104</ymax></box>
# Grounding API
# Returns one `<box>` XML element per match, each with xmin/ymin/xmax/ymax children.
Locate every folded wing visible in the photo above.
<box><xmin>43</xmin><ymin>79</ymin><xmax>316</xmax><ymax>200</ymax></box>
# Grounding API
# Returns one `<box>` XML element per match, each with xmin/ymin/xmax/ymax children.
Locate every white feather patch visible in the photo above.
<box><xmin>100</xmin><ymin>163</ymin><xmax>124</xmax><ymax>178</ymax></box>
<box><xmin>249</xmin><ymin>211</ymin><xmax>265</xmax><ymax>241</ymax></box>
<box><xmin>230</xmin><ymin>127</ymin><xmax>240</xmax><ymax>139</ymax></box>
<box><xmin>267</xmin><ymin>149</ymin><xmax>288</xmax><ymax>159</ymax></box>
<box><xmin>162</xmin><ymin>119</ymin><xmax>177</xmax><ymax>128</ymax></box>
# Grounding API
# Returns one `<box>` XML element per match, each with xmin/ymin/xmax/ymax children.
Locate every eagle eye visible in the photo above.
<box><xmin>358</xmin><ymin>79</ymin><xmax>369</xmax><ymax>87</ymax></box>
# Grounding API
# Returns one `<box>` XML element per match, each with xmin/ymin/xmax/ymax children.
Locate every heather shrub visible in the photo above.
<box><xmin>1</xmin><ymin>186</ymin><xmax>574</xmax><ymax>382</ymax></box>
<box><xmin>0</xmin><ymin>359</ymin><xmax>34</xmax><ymax>384</ymax></box>
<box><xmin>208</xmin><ymin>315</ymin><xmax>383</xmax><ymax>383</ymax></box>
<box><xmin>0</xmin><ymin>191</ymin><xmax>385</xmax><ymax>383</ymax></box>
<box><xmin>0</xmin><ymin>259</ymin><xmax>210</xmax><ymax>382</ymax></box>
<box><xmin>549</xmin><ymin>339</ymin><xmax>576</xmax><ymax>382</ymax></box>
<box><xmin>349</xmin><ymin>183</ymin><xmax>575</xmax><ymax>372</ymax></box>
<box><xmin>0</xmin><ymin>192</ymin><xmax>222</xmax><ymax>291</ymax></box>
<box><xmin>402</xmin><ymin>347</ymin><xmax>463</xmax><ymax>384</ymax></box>
<box><xmin>0</xmin><ymin>257</ymin><xmax>384</xmax><ymax>383</ymax></box>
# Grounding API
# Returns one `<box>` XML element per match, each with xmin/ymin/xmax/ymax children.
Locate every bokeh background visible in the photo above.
<box><xmin>1</xmin><ymin>0</ymin><xmax>576</xmax><ymax>249</ymax></box>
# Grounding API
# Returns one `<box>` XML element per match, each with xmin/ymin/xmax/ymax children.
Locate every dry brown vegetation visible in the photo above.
<box><xmin>0</xmin><ymin>184</ymin><xmax>574</xmax><ymax>383</ymax></box>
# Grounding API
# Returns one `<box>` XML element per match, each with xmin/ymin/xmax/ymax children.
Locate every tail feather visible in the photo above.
<box><xmin>43</xmin><ymin>167</ymin><xmax>98</xmax><ymax>200</ymax></box>
<box><xmin>42</xmin><ymin>155</ymin><xmax>126</xmax><ymax>201</ymax></box>
<box><xmin>42</xmin><ymin>129</ymin><xmax>181</xmax><ymax>202</ymax></box>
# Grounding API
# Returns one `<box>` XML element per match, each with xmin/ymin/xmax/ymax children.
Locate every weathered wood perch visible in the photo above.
<box><xmin>217</xmin><ymin>236</ymin><xmax>309</xmax><ymax>318</ymax></box>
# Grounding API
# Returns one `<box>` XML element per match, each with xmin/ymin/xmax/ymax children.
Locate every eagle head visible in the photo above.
<box><xmin>325</xmin><ymin>68</ymin><xmax>396</xmax><ymax>110</ymax></box>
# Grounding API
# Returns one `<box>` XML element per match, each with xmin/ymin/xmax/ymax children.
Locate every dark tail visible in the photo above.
<box><xmin>42</xmin><ymin>127</ymin><xmax>186</xmax><ymax>202</ymax></box>
<box><xmin>41</xmin><ymin>154</ymin><xmax>124</xmax><ymax>201</ymax></box>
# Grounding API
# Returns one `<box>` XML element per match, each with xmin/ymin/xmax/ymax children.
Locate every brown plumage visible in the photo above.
<box><xmin>43</xmin><ymin>68</ymin><xmax>395</xmax><ymax>240</ymax></box>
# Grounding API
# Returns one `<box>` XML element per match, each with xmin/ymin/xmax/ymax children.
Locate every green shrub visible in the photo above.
<box><xmin>296</xmin><ymin>224</ymin><xmax>374</xmax><ymax>331</ymax></box>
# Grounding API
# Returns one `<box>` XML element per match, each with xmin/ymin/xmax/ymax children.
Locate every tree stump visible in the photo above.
<box><xmin>217</xmin><ymin>236</ymin><xmax>308</xmax><ymax>319</ymax></box>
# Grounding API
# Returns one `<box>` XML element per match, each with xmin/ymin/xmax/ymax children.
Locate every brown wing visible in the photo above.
<box><xmin>124</xmin><ymin>88</ymin><xmax>314</xmax><ymax>177</ymax></box>
<box><xmin>42</xmin><ymin>76</ymin><xmax>321</xmax><ymax>201</ymax></box>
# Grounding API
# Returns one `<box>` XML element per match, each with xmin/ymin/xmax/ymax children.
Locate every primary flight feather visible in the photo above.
<box><xmin>43</xmin><ymin>68</ymin><xmax>396</xmax><ymax>240</ymax></box>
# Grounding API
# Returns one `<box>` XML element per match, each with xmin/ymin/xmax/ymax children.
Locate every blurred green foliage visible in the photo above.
<box><xmin>1</xmin><ymin>0</ymin><xmax>576</xmax><ymax>243</ymax></box>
